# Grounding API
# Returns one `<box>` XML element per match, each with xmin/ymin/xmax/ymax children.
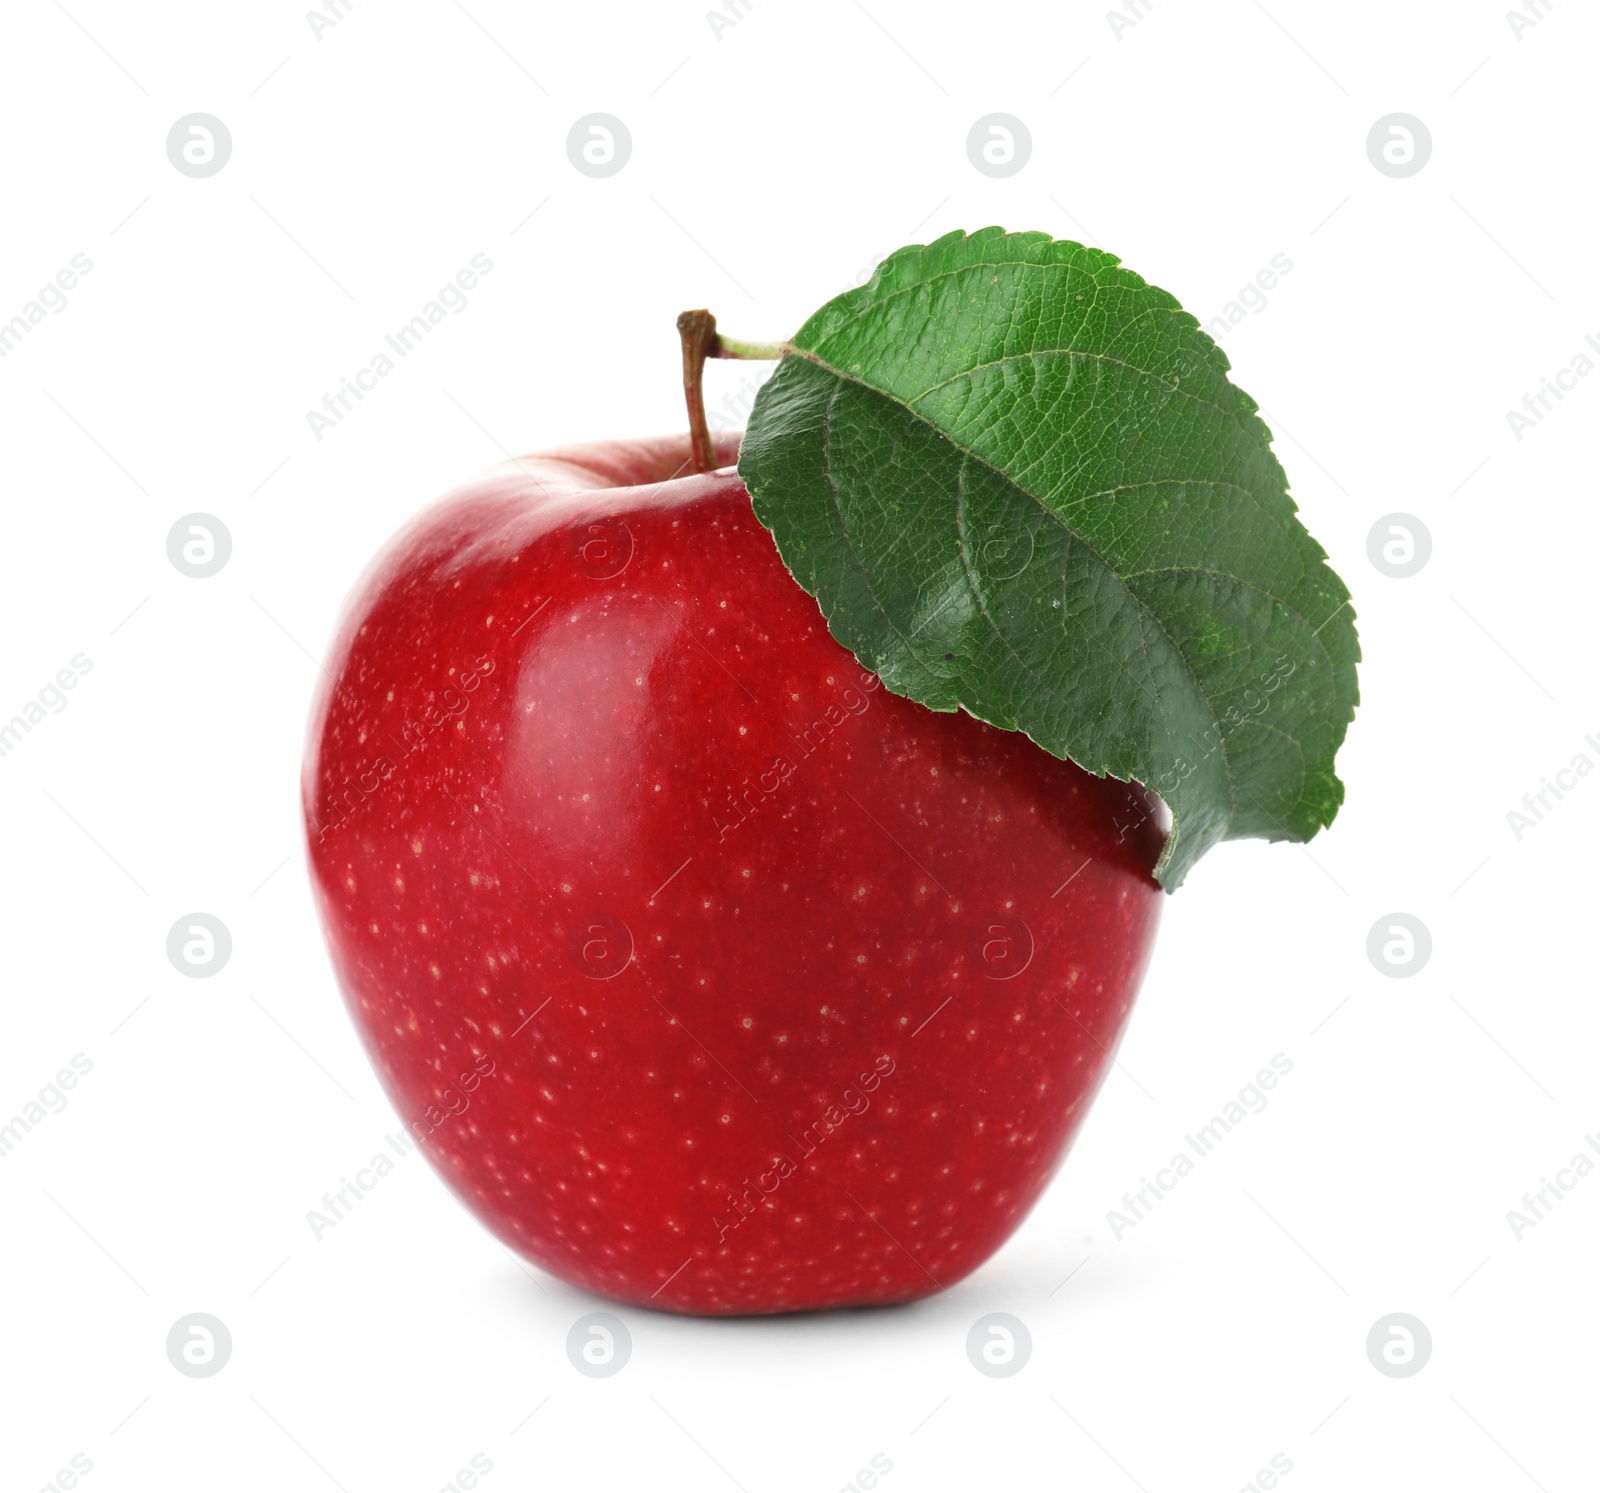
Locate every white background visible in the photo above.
<box><xmin>2</xmin><ymin>1</ymin><xmax>1596</xmax><ymax>1489</ymax></box>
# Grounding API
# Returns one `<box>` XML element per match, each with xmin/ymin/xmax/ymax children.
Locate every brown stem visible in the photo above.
<box><xmin>678</xmin><ymin>312</ymin><xmax>791</xmax><ymax>472</ymax></box>
<box><xmin>677</xmin><ymin>309</ymin><xmax>720</xmax><ymax>474</ymax></box>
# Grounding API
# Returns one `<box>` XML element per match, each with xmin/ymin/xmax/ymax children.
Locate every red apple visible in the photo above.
<box><xmin>303</xmin><ymin>431</ymin><xmax>1166</xmax><ymax>1314</ymax></box>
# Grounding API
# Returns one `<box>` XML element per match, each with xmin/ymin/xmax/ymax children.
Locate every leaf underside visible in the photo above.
<box><xmin>739</xmin><ymin>228</ymin><xmax>1359</xmax><ymax>889</ymax></box>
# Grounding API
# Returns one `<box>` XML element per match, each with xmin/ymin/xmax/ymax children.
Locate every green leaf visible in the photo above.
<box><xmin>738</xmin><ymin>228</ymin><xmax>1359</xmax><ymax>889</ymax></box>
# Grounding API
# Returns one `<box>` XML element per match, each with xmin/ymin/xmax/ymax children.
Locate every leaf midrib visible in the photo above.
<box><xmin>806</xmin><ymin>255</ymin><xmax>1316</xmax><ymax>566</ymax></box>
<box><xmin>907</xmin><ymin>346</ymin><xmax>1236</xmax><ymax>425</ymax></box>
<box><xmin>790</xmin><ymin>342</ymin><xmax>1347</xmax><ymax>689</ymax></box>
<box><xmin>786</xmin><ymin>345</ymin><xmax>1245</xmax><ymax>823</ymax></box>
<box><xmin>950</xmin><ymin>453</ymin><xmax>1184</xmax><ymax>783</ymax></box>
<box><xmin>807</xmin><ymin>253</ymin><xmax>1249</xmax><ymax>429</ymax></box>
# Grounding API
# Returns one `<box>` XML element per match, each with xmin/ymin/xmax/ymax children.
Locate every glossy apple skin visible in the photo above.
<box><xmin>303</xmin><ymin>432</ymin><xmax>1166</xmax><ymax>1315</ymax></box>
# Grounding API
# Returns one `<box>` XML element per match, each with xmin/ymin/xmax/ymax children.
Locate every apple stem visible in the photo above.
<box><xmin>676</xmin><ymin>310</ymin><xmax>719</xmax><ymax>474</ymax></box>
<box><xmin>715</xmin><ymin>333</ymin><xmax>790</xmax><ymax>361</ymax></box>
<box><xmin>676</xmin><ymin>309</ymin><xmax>790</xmax><ymax>473</ymax></box>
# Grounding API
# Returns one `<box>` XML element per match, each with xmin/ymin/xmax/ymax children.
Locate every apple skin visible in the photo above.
<box><xmin>303</xmin><ymin>431</ymin><xmax>1166</xmax><ymax>1315</ymax></box>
